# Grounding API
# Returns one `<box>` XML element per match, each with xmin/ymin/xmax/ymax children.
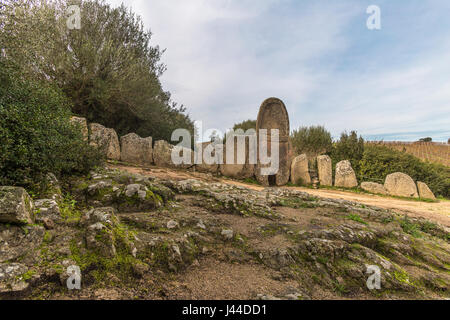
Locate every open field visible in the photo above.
<box><xmin>367</xmin><ymin>141</ymin><xmax>450</xmax><ymax>167</ymax></box>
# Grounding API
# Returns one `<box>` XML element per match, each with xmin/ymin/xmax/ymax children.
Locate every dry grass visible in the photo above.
<box><xmin>367</xmin><ymin>141</ymin><xmax>450</xmax><ymax>167</ymax></box>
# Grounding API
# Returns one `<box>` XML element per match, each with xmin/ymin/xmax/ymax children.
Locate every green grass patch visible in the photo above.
<box><xmin>346</xmin><ymin>213</ymin><xmax>368</xmax><ymax>225</ymax></box>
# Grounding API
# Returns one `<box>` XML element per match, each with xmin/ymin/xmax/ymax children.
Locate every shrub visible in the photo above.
<box><xmin>233</xmin><ymin>120</ymin><xmax>257</xmax><ymax>132</ymax></box>
<box><xmin>0</xmin><ymin>59</ymin><xmax>103</xmax><ymax>193</ymax></box>
<box><xmin>290</xmin><ymin>126</ymin><xmax>333</xmax><ymax>158</ymax></box>
<box><xmin>331</xmin><ymin>131</ymin><xmax>365</xmax><ymax>175</ymax></box>
<box><xmin>360</xmin><ymin>145</ymin><xmax>450</xmax><ymax>198</ymax></box>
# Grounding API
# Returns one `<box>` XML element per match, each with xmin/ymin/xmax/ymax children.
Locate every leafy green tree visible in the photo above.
<box><xmin>0</xmin><ymin>0</ymin><xmax>194</xmax><ymax>142</ymax></box>
<box><xmin>331</xmin><ymin>131</ymin><xmax>365</xmax><ymax>174</ymax></box>
<box><xmin>0</xmin><ymin>58</ymin><xmax>103</xmax><ymax>192</ymax></box>
<box><xmin>233</xmin><ymin>120</ymin><xmax>257</xmax><ymax>132</ymax></box>
<box><xmin>290</xmin><ymin>126</ymin><xmax>333</xmax><ymax>158</ymax></box>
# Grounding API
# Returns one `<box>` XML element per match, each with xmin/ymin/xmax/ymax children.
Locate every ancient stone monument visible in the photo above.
<box><xmin>255</xmin><ymin>98</ymin><xmax>290</xmax><ymax>186</ymax></box>
<box><xmin>417</xmin><ymin>181</ymin><xmax>436</xmax><ymax>200</ymax></box>
<box><xmin>334</xmin><ymin>160</ymin><xmax>358</xmax><ymax>188</ymax></box>
<box><xmin>195</xmin><ymin>142</ymin><xmax>220</xmax><ymax>174</ymax></box>
<box><xmin>220</xmin><ymin>135</ymin><xmax>255</xmax><ymax>179</ymax></box>
<box><xmin>89</xmin><ymin>123</ymin><xmax>121</xmax><ymax>161</ymax></box>
<box><xmin>154</xmin><ymin>140</ymin><xmax>193</xmax><ymax>169</ymax></box>
<box><xmin>361</xmin><ymin>182</ymin><xmax>388</xmax><ymax>195</ymax></box>
<box><xmin>120</xmin><ymin>133</ymin><xmax>153</xmax><ymax>166</ymax></box>
<box><xmin>317</xmin><ymin>155</ymin><xmax>332</xmax><ymax>187</ymax></box>
<box><xmin>290</xmin><ymin>154</ymin><xmax>311</xmax><ymax>185</ymax></box>
<box><xmin>384</xmin><ymin>172</ymin><xmax>419</xmax><ymax>198</ymax></box>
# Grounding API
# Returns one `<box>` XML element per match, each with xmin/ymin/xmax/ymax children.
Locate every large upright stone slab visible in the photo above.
<box><xmin>384</xmin><ymin>172</ymin><xmax>419</xmax><ymax>198</ymax></box>
<box><xmin>0</xmin><ymin>187</ymin><xmax>34</xmax><ymax>225</ymax></box>
<box><xmin>317</xmin><ymin>155</ymin><xmax>332</xmax><ymax>187</ymax></box>
<box><xmin>195</xmin><ymin>142</ymin><xmax>221</xmax><ymax>174</ymax></box>
<box><xmin>290</xmin><ymin>154</ymin><xmax>311</xmax><ymax>185</ymax></box>
<box><xmin>220</xmin><ymin>135</ymin><xmax>255</xmax><ymax>179</ymax></box>
<box><xmin>334</xmin><ymin>160</ymin><xmax>358</xmax><ymax>188</ymax></box>
<box><xmin>89</xmin><ymin>123</ymin><xmax>121</xmax><ymax>160</ymax></box>
<box><xmin>70</xmin><ymin>116</ymin><xmax>88</xmax><ymax>141</ymax></box>
<box><xmin>417</xmin><ymin>182</ymin><xmax>436</xmax><ymax>200</ymax></box>
<box><xmin>153</xmin><ymin>140</ymin><xmax>194</xmax><ymax>169</ymax></box>
<box><xmin>120</xmin><ymin>133</ymin><xmax>153</xmax><ymax>166</ymax></box>
<box><xmin>255</xmin><ymin>98</ymin><xmax>290</xmax><ymax>186</ymax></box>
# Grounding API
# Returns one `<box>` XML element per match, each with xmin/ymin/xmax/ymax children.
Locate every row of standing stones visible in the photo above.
<box><xmin>305</xmin><ymin>155</ymin><xmax>435</xmax><ymax>200</ymax></box>
<box><xmin>72</xmin><ymin>116</ymin><xmax>437</xmax><ymax>201</ymax></box>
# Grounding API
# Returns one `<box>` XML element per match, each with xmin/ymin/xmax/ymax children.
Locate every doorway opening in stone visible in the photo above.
<box><xmin>268</xmin><ymin>175</ymin><xmax>277</xmax><ymax>186</ymax></box>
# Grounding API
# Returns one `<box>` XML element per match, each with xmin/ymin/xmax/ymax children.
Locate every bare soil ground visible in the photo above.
<box><xmin>110</xmin><ymin>164</ymin><xmax>450</xmax><ymax>227</ymax></box>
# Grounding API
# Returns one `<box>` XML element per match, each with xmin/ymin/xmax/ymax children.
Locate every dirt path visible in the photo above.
<box><xmin>222</xmin><ymin>180</ymin><xmax>450</xmax><ymax>227</ymax></box>
<box><xmin>109</xmin><ymin>164</ymin><xmax>450</xmax><ymax>227</ymax></box>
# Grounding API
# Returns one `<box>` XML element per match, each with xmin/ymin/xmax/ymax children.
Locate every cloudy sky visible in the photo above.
<box><xmin>105</xmin><ymin>0</ymin><xmax>450</xmax><ymax>142</ymax></box>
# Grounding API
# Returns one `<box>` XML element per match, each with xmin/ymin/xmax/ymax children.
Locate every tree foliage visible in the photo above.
<box><xmin>0</xmin><ymin>58</ymin><xmax>103</xmax><ymax>191</ymax></box>
<box><xmin>331</xmin><ymin>131</ymin><xmax>365</xmax><ymax>174</ymax></box>
<box><xmin>290</xmin><ymin>126</ymin><xmax>333</xmax><ymax>158</ymax></box>
<box><xmin>233</xmin><ymin>120</ymin><xmax>256</xmax><ymax>132</ymax></box>
<box><xmin>0</xmin><ymin>0</ymin><xmax>194</xmax><ymax>141</ymax></box>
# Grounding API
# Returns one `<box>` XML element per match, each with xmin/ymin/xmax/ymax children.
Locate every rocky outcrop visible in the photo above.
<box><xmin>361</xmin><ymin>182</ymin><xmax>388</xmax><ymax>195</ymax></box>
<box><xmin>334</xmin><ymin>160</ymin><xmax>358</xmax><ymax>188</ymax></box>
<box><xmin>70</xmin><ymin>116</ymin><xmax>88</xmax><ymax>141</ymax></box>
<box><xmin>0</xmin><ymin>263</ymin><xmax>29</xmax><ymax>293</ymax></box>
<box><xmin>34</xmin><ymin>199</ymin><xmax>61</xmax><ymax>226</ymax></box>
<box><xmin>384</xmin><ymin>172</ymin><xmax>419</xmax><ymax>198</ymax></box>
<box><xmin>290</xmin><ymin>154</ymin><xmax>311</xmax><ymax>185</ymax></box>
<box><xmin>82</xmin><ymin>207</ymin><xmax>120</xmax><ymax>258</ymax></box>
<box><xmin>89</xmin><ymin>123</ymin><xmax>121</xmax><ymax>160</ymax></box>
<box><xmin>0</xmin><ymin>187</ymin><xmax>34</xmax><ymax>225</ymax></box>
<box><xmin>317</xmin><ymin>155</ymin><xmax>332</xmax><ymax>187</ymax></box>
<box><xmin>120</xmin><ymin>133</ymin><xmax>153</xmax><ymax>166</ymax></box>
<box><xmin>153</xmin><ymin>140</ymin><xmax>194</xmax><ymax>169</ymax></box>
<box><xmin>417</xmin><ymin>182</ymin><xmax>436</xmax><ymax>200</ymax></box>
<box><xmin>1</xmin><ymin>166</ymin><xmax>449</xmax><ymax>299</ymax></box>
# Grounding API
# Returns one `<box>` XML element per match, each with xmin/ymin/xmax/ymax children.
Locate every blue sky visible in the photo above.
<box><xmin>105</xmin><ymin>0</ymin><xmax>450</xmax><ymax>142</ymax></box>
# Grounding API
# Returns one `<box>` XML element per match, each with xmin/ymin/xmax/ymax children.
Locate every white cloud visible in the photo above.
<box><xmin>105</xmin><ymin>0</ymin><xmax>450</xmax><ymax>142</ymax></box>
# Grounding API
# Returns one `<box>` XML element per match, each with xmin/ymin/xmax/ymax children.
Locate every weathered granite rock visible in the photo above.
<box><xmin>255</xmin><ymin>98</ymin><xmax>290</xmax><ymax>186</ymax></box>
<box><xmin>220</xmin><ymin>135</ymin><xmax>255</xmax><ymax>179</ymax></box>
<box><xmin>0</xmin><ymin>225</ymin><xmax>45</xmax><ymax>264</ymax></box>
<box><xmin>195</xmin><ymin>142</ymin><xmax>221</xmax><ymax>174</ymax></box>
<box><xmin>334</xmin><ymin>160</ymin><xmax>358</xmax><ymax>188</ymax></box>
<box><xmin>384</xmin><ymin>173</ymin><xmax>419</xmax><ymax>198</ymax></box>
<box><xmin>153</xmin><ymin>140</ymin><xmax>194</xmax><ymax>169</ymax></box>
<box><xmin>361</xmin><ymin>182</ymin><xmax>388</xmax><ymax>195</ymax></box>
<box><xmin>290</xmin><ymin>154</ymin><xmax>311</xmax><ymax>185</ymax></box>
<box><xmin>120</xmin><ymin>133</ymin><xmax>153</xmax><ymax>166</ymax></box>
<box><xmin>0</xmin><ymin>263</ymin><xmax>29</xmax><ymax>293</ymax></box>
<box><xmin>0</xmin><ymin>187</ymin><xmax>34</xmax><ymax>225</ymax></box>
<box><xmin>317</xmin><ymin>155</ymin><xmax>332</xmax><ymax>187</ymax></box>
<box><xmin>417</xmin><ymin>182</ymin><xmax>436</xmax><ymax>200</ymax></box>
<box><xmin>34</xmin><ymin>199</ymin><xmax>61</xmax><ymax>224</ymax></box>
<box><xmin>82</xmin><ymin>207</ymin><xmax>120</xmax><ymax>258</ymax></box>
<box><xmin>70</xmin><ymin>116</ymin><xmax>88</xmax><ymax>141</ymax></box>
<box><xmin>89</xmin><ymin>123</ymin><xmax>121</xmax><ymax>160</ymax></box>
<box><xmin>120</xmin><ymin>184</ymin><xmax>165</xmax><ymax>212</ymax></box>
<box><xmin>81</xmin><ymin>207</ymin><xmax>118</xmax><ymax>227</ymax></box>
